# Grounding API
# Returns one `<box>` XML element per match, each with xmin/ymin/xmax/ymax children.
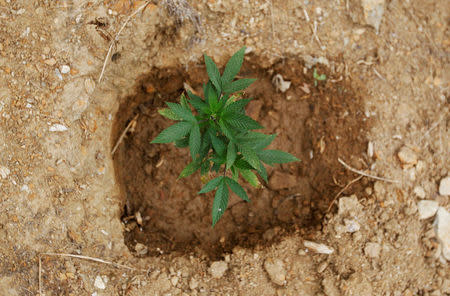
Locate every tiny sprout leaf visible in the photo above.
<box><xmin>223</xmin><ymin>78</ymin><xmax>256</xmax><ymax>94</ymax></box>
<box><xmin>258</xmin><ymin>149</ymin><xmax>299</xmax><ymax>165</ymax></box>
<box><xmin>225</xmin><ymin>177</ymin><xmax>250</xmax><ymax>202</ymax></box>
<box><xmin>158</xmin><ymin>108</ymin><xmax>180</xmax><ymax>120</ymax></box>
<box><xmin>151</xmin><ymin>121</ymin><xmax>192</xmax><ymax>143</ymax></box>
<box><xmin>212</xmin><ymin>180</ymin><xmax>229</xmax><ymax>227</ymax></box>
<box><xmin>199</xmin><ymin>176</ymin><xmax>224</xmax><ymax>194</ymax></box>
<box><xmin>221</xmin><ymin>46</ymin><xmax>246</xmax><ymax>86</ymax></box>
<box><xmin>204</xmin><ymin>54</ymin><xmax>222</xmax><ymax>92</ymax></box>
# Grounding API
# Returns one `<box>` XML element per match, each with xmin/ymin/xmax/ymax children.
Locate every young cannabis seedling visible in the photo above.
<box><xmin>313</xmin><ymin>67</ymin><xmax>326</xmax><ymax>87</ymax></box>
<box><xmin>151</xmin><ymin>47</ymin><xmax>299</xmax><ymax>227</ymax></box>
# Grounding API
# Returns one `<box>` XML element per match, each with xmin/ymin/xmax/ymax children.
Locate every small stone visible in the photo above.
<box><xmin>209</xmin><ymin>261</ymin><xmax>228</xmax><ymax>279</ymax></box>
<box><xmin>338</xmin><ymin>195</ymin><xmax>362</xmax><ymax>216</ymax></box>
<box><xmin>84</xmin><ymin>78</ymin><xmax>96</xmax><ymax>94</ymax></box>
<box><xmin>317</xmin><ymin>261</ymin><xmax>328</xmax><ymax>273</ymax></box>
<box><xmin>413</xmin><ymin>186</ymin><xmax>426</xmax><ymax>199</ymax></box>
<box><xmin>134</xmin><ymin>243</ymin><xmax>148</xmax><ymax>255</ymax></box>
<box><xmin>397</xmin><ymin>146</ymin><xmax>418</xmax><ymax>169</ymax></box>
<box><xmin>272</xmin><ymin>74</ymin><xmax>291</xmax><ymax>93</ymax></box>
<box><xmin>0</xmin><ymin>166</ymin><xmax>10</xmax><ymax>179</ymax></box>
<box><xmin>170</xmin><ymin>276</ymin><xmax>179</xmax><ymax>286</ymax></box>
<box><xmin>94</xmin><ymin>275</ymin><xmax>106</xmax><ymax>290</ymax></box>
<box><xmin>417</xmin><ymin>200</ymin><xmax>439</xmax><ymax>219</ymax></box>
<box><xmin>144</xmin><ymin>163</ymin><xmax>153</xmax><ymax>175</ymax></box>
<box><xmin>322</xmin><ymin>276</ymin><xmax>340</xmax><ymax>296</ymax></box>
<box><xmin>364</xmin><ymin>242</ymin><xmax>381</xmax><ymax>258</ymax></box>
<box><xmin>439</xmin><ymin>176</ymin><xmax>450</xmax><ymax>196</ymax></box>
<box><xmin>269</xmin><ymin>171</ymin><xmax>297</xmax><ymax>190</ymax></box>
<box><xmin>189</xmin><ymin>277</ymin><xmax>198</xmax><ymax>290</ymax></box>
<box><xmin>304</xmin><ymin>240</ymin><xmax>334</xmax><ymax>254</ymax></box>
<box><xmin>367</xmin><ymin>141</ymin><xmax>374</xmax><ymax>158</ymax></box>
<box><xmin>434</xmin><ymin>207</ymin><xmax>450</xmax><ymax>261</ymax></box>
<box><xmin>344</xmin><ymin>219</ymin><xmax>360</xmax><ymax>233</ymax></box>
<box><xmin>264</xmin><ymin>258</ymin><xmax>286</xmax><ymax>286</ymax></box>
<box><xmin>44</xmin><ymin>58</ymin><xmax>56</xmax><ymax>66</ymax></box>
<box><xmin>49</xmin><ymin>124</ymin><xmax>68</xmax><ymax>132</ymax></box>
<box><xmin>60</xmin><ymin>65</ymin><xmax>70</xmax><ymax>74</ymax></box>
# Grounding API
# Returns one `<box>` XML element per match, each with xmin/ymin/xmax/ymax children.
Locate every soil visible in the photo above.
<box><xmin>0</xmin><ymin>0</ymin><xmax>449</xmax><ymax>295</ymax></box>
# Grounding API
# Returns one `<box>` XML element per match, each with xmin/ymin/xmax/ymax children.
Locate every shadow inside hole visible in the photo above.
<box><xmin>112</xmin><ymin>56</ymin><xmax>371</xmax><ymax>259</ymax></box>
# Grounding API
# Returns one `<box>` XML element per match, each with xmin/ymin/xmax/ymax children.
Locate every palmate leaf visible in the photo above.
<box><xmin>225</xmin><ymin>177</ymin><xmax>250</xmax><ymax>202</ymax></box>
<box><xmin>225</xmin><ymin>112</ymin><xmax>263</xmax><ymax>130</ymax></box>
<box><xmin>189</xmin><ymin>123</ymin><xmax>201</xmax><ymax>159</ymax></box>
<box><xmin>151</xmin><ymin>121</ymin><xmax>192</xmax><ymax>143</ymax></box>
<box><xmin>166</xmin><ymin>102</ymin><xmax>196</xmax><ymax>122</ymax></box>
<box><xmin>212</xmin><ymin>179</ymin><xmax>229</xmax><ymax>227</ymax></box>
<box><xmin>223</xmin><ymin>78</ymin><xmax>256</xmax><ymax>94</ymax></box>
<box><xmin>204</xmin><ymin>54</ymin><xmax>222</xmax><ymax>93</ymax></box>
<box><xmin>258</xmin><ymin>149</ymin><xmax>299</xmax><ymax>165</ymax></box>
<box><xmin>221</xmin><ymin>46</ymin><xmax>246</xmax><ymax>86</ymax></box>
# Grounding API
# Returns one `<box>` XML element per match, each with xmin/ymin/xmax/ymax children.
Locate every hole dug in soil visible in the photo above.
<box><xmin>112</xmin><ymin>57</ymin><xmax>370</xmax><ymax>259</ymax></box>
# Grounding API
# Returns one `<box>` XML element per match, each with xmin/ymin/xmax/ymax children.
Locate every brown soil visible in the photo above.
<box><xmin>113</xmin><ymin>56</ymin><xmax>370</xmax><ymax>258</ymax></box>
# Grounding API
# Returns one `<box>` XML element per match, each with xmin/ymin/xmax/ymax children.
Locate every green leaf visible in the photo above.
<box><xmin>151</xmin><ymin>121</ymin><xmax>192</xmax><ymax>143</ymax></box>
<box><xmin>239</xmin><ymin>145</ymin><xmax>260</xmax><ymax>169</ymax></box>
<box><xmin>223</xmin><ymin>78</ymin><xmax>256</xmax><ymax>94</ymax></box>
<box><xmin>221</xmin><ymin>46</ymin><xmax>246</xmax><ymax>86</ymax></box>
<box><xmin>189</xmin><ymin>123</ymin><xmax>201</xmax><ymax>159</ymax></box>
<box><xmin>218</xmin><ymin>119</ymin><xmax>235</xmax><ymax>141</ymax></box>
<box><xmin>212</xmin><ymin>180</ymin><xmax>229</xmax><ymax>227</ymax></box>
<box><xmin>225</xmin><ymin>112</ymin><xmax>263</xmax><ymax>130</ymax></box>
<box><xmin>175</xmin><ymin>136</ymin><xmax>189</xmax><ymax>148</ymax></box>
<box><xmin>225</xmin><ymin>177</ymin><xmax>250</xmax><ymax>202</ymax></box>
<box><xmin>208</xmin><ymin>129</ymin><xmax>226</xmax><ymax>156</ymax></box>
<box><xmin>240</xmin><ymin>169</ymin><xmax>260</xmax><ymax>188</ymax></box>
<box><xmin>234</xmin><ymin>158</ymin><xmax>254</xmax><ymax>170</ymax></box>
<box><xmin>188</xmin><ymin>93</ymin><xmax>209</xmax><ymax>114</ymax></box>
<box><xmin>158</xmin><ymin>108</ymin><xmax>180</xmax><ymax>120</ymax></box>
<box><xmin>199</xmin><ymin>132</ymin><xmax>211</xmax><ymax>159</ymax></box>
<box><xmin>180</xmin><ymin>93</ymin><xmax>190</xmax><ymax>109</ymax></box>
<box><xmin>223</xmin><ymin>98</ymin><xmax>252</xmax><ymax>115</ymax></box>
<box><xmin>258</xmin><ymin>149</ymin><xmax>299</xmax><ymax>165</ymax></box>
<box><xmin>231</xmin><ymin>166</ymin><xmax>239</xmax><ymax>181</ymax></box>
<box><xmin>166</xmin><ymin>102</ymin><xmax>196</xmax><ymax>122</ymax></box>
<box><xmin>204</xmin><ymin>54</ymin><xmax>222</xmax><ymax>92</ymax></box>
<box><xmin>226</xmin><ymin>141</ymin><xmax>236</xmax><ymax>169</ymax></box>
<box><xmin>178</xmin><ymin>159</ymin><xmax>201</xmax><ymax>179</ymax></box>
<box><xmin>201</xmin><ymin>160</ymin><xmax>210</xmax><ymax>176</ymax></box>
<box><xmin>205</xmin><ymin>81</ymin><xmax>219</xmax><ymax>111</ymax></box>
<box><xmin>199</xmin><ymin>176</ymin><xmax>224</xmax><ymax>194</ymax></box>
<box><xmin>257</xmin><ymin>161</ymin><xmax>268</xmax><ymax>183</ymax></box>
<box><xmin>237</xmin><ymin>132</ymin><xmax>275</xmax><ymax>151</ymax></box>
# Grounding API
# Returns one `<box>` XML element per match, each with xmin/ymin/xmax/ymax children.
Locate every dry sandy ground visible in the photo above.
<box><xmin>0</xmin><ymin>0</ymin><xmax>449</xmax><ymax>295</ymax></box>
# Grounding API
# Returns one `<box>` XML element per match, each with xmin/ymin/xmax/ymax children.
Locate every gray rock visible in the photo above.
<box><xmin>209</xmin><ymin>261</ymin><xmax>228</xmax><ymax>278</ymax></box>
<box><xmin>264</xmin><ymin>258</ymin><xmax>286</xmax><ymax>286</ymax></box>
<box><xmin>417</xmin><ymin>200</ymin><xmax>439</xmax><ymax>219</ymax></box>
<box><xmin>434</xmin><ymin>207</ymin><xmax>450</xmax><ymax>261</ymax></box>
<box><xmin>439</xmin><ymin>176</ymin><xmax>450</xmax><ymax>196</ymax></box>
<box><xmin>364</xmin><ymin>242</ymin><xmax>381</xmax><ymax>258</ymax></box>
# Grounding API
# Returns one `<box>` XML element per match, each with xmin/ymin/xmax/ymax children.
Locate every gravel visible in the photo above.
<box><xmin>417</xmin><ymin>200</ymin><xmax>439</xmax><ymax>219</ymax></box>
<box><xmin>364</xmin><ymin>242</ymin><xmax>381</xmax><ymax>258</ymax></box>
<box><xmin>304</xmin><ymin>240</ymin><xmax>334</xmax><ymax>254</ymax></box>
<box><xmin>434</xmin><ymin>207</ymin><xmax>450</xmax><ymax>261</ymax></box>
<box><xmin>264</xmin><ymin>258</ymin><xmax>286</xmax><ymax>286</ymax></box>
<box><xmin>209</xmin><ymin>261</ymin><xmax>228</xmax><ymax>279</ymax></box>
<box><xmin>438</xmin><ymin>176</ymin><xmax>450</xmax><ymax>196</ymax></box>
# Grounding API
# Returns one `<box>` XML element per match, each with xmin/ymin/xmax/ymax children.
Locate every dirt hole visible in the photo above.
<box><xmin>112</xmin><ymin>56</ymin><xmax>371</xmax><ymax>259</ymax></box>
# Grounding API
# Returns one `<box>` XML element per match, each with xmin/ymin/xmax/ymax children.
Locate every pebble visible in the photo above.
<box><xmin>44</xmin><ymin>58</ymin><xmax>56</xmax><ymax>66</ymax></box>
<box><xmin>364</xmin><ymin>242</ymin><xmax>381</xmax><ymax>258</ymax></box>
<box><xmin>209</xmin><ymin>261</ymin><xmax>228</xmax><ymax>278</ymax></box>
<box><xmin>272</xmin><ymin>74</ymin><xmax>291</xmax><ymax>93</ymax></box>
<box><xmin>413</xmin><ymin>186</ymin><xmax>426</xmax><ymax>199</ymax></box>
<box><xmin>84</xmin><ymin>78</ymin><xmax>96</xmax><ymax>94</ymax></box>
<box><xmin>367</xmin><ymin>141</ymin><xmax>374</xmax><ymax>158</ymax></box>
<box><xmin>417</xmin><ymin>200</ymin><xmax>439</xmax><ymax>220</ymax></box>
<box><xmin>189</xmin><ymin>277</ymin><xmax>198</xmax><ymax>290</ymax></box>
<box><xmin>338</xmin><ymin>195</ymin><xmax>362</xmax><ymax>216</ymax></box>
<box><xmin>170</xmin><ymin>276</ymin><xmax>179</xmax><ymax>286</ymax></box>
<box><xmin>134</xmin><ymin>243</ymin><xmax>148</xmax><ymax>255</ymax></box>
<box><xmin>263</xmin><ymin>258</ymin><xmax>286</xmax><ymax>286</ymax></box>
<box><xmin>344</xmin><ymin>219</ymin><xmax>360</xmax><ymax>233</ymax></box>
<box><xmin>317</xmin><ymin>261</ymin><xmax>328</xmax><ymax>273</ymax></box>
<box><xmin>397</xmin><ymin>146</ymin><xmax>418</xmax><ymax>169</ymax></box>
<box><xmin>438</xmin><ymin>176</ymin><xmax>450</xmax><ymax>196</ymax></box>
<box><xmin>94</xmin><ymin>275</ymin><xmax>106</xmax><ymax>290</ymax></box>
<box><xmin>304</xmin><ymin>240</ymin><xmax>334</xmax><ymax>254</ymax></box>
<box><xmin>434</xmin><ymin>207</ymin><xmax>450</xmax><ymax>261</ymax></box>
<box><xmin>360</xmin><ymin>0</ymin><xmax>385</xmax><ymax>32</ymax></box>
<box><xmin>0</xmin><ymin>166</ymin><xmax>10</xmax><ymax>179</ymax></box>
<box><xmin>60</xmin><ymin>65</ymin><xmax>71</xmax><ymax>74</ymax></box>
<box><xmin>49</xmin><ymin>124</ymin><xmax>68</xmax><ymax>132</ymax></box>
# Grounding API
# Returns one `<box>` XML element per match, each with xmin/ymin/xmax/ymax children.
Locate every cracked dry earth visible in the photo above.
<box><xmin>0</xmin><ymin>0</ymin><xmax>449</xmax><ymax>295</ymax></box>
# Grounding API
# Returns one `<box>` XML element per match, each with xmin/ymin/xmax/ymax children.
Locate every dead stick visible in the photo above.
<box><xmin>338</xmin><ymin>158</ymin><xmax>400</xmax><ymax>183</ymax></box>
<box><xmin>111</xmin><ymin>114</ymin><xmax>139</xmax><ymax>155</ymax></box>
<box><xmin>327</xmin><ymin>175</ymin><xmax>363</xmax><ymax>212</ymax></box>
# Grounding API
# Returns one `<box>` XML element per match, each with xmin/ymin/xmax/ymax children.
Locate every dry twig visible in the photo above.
<box><xmin>338</xmin><ymin>158</ymin><xmax>400</xmax><ymax>183</ymax></box>
<box><xmin>111</xmin><ymin>114</ymin><xmax>139</xmax><ymax>155</ymax></box>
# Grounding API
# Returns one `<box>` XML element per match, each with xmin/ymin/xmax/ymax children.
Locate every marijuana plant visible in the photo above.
<box><xmin>151</xmin><ymin>47</ymin><xmax>299</xmax><ymax>226</ymax></box>
<box><xmin>313</xmin><ymin>67</ymin><xmax>326</xmax><ymax>86</ymax></box>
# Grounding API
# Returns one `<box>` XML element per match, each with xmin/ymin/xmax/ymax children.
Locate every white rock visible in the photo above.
<box><xmin>304</xmin><ymin>240</ymin><xmax>334</xmax><ymax>254</ymax></box>
<box><xmin>397</xmin><ymin>146</ymin><xmax>417</xmax><ymax>168</ymax></box>
<box><xmin>170</xmin><ymin>276</ymin><xmax>179</xmax><ymax>286</ymax></box>
<box><xmin>439</xmin><ymin>176</ymin><xmax>450</xmax><ymax>196</ymax></box>
<box><xmin>94</xmin><ymin>275</ymin><xmax>106</xmax><ymax>290</ymax></box>
<box><xmin>364</xmin><ymin>242</ymin><xmax>381</xmax><ymax>258</ymax></box>
<box><xmin>361</xmin><ymin>0</ymin><xmax>385</xmax><ymax>32</ymax></box>
<box><xmin>338</xmin><ymin>195</ymin><xmax>362</xmax><ymax>216</ymax></box>
<box><xmin>418</xmin><ymin>200</ymin><xmax>439</xmax><ymax>219</ymax></box>
<box><xmin>0</xmin><ymin>166</ymin><xmax>10</xmax><ymax>179</ymax></box>
<box><xmin>84</xmin><ymin>78</ymin><xmax>96</xmax><ymax>94</ymax></box>
<box><xmin>413</xmin><ymin>186</ymin><xmax>426</xmax><ymax>199</ymax></box>
<box><xmin>344</xmin><ymin>219</ymin><xmax>360</xmax><ymax>233</ymax></box>
<box><xmin>209</xmin><ymin>261</ymin><xmax>227</xmax><ymax>279</ymax></box>
<box><xmin>272</xmin><ymin>74</ymin><xmax>291</xmax><ymax>93</ymax></box>
<box><xmin>189</xmin><ymin>277</ymin><xmax>198</xmax><ymax>290</ymax></box>
<box><xmin>134</xmin><ymin>243</ymin><xmax>148</xmax><ymax>255</ymax></box>
<box><xmin>60</xmin><ymin>65</ymin><xmax>70</xmax><ymax>74</ymax></box>
<box><xmin>434</xmin><ymin>207</ymin><xmax>450</xmax><ymax>261</ymax></box>
<box><xmin>264</xmin><ymin>258</ymin><xmax>286</xmax><ymax>286</ymax></box>
<box><xmin>49</xmin><ymin>124</ymin><xmax>68</xmax><ymax>132</ymax></box>
<box><xmin>367</xmin><ymin>141</ymin><xmax>374</xmax><ymax>158</ymax></box>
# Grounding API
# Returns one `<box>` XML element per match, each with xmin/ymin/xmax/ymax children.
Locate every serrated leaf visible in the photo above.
<box><xmin>199</xmin><ymin>176</ymin><xmax>223</xmax><ymax>194</ymax></box>
<box><xmin>212</xmin><ymin>180</ymin><xmax>229</xmax><ymax>227</ymax></box>
<box><xmin>151</xmin><ymin>121</ymin><xmax>192</xmax><ymax>143</ymax></box>
<box><xmin>204</xmin><ymin>54</ymin><xmax>222</xmax><ymax>93</ymax></box>
<box><xmin>257</xmin><ymin>161</ymin><xmax>268</xmax><ymax>183</ymax></box>
<box><xmin>225</xmin><ymin>112</ymin><xmax>263</xmax><ymax>130</ymax></box>
<box><xmin>223</xmin><ymin>98</ymin><xmax>252</xmax><ymax>115</ymax></box>
<box><xmin>175</xmin><ymin>136</ymin><xmax>189</xmax><ymax>148</ymax></box>
<box><xmin>226</xmin><ymin>141</ymin><xmax>236</xmax><ymax>169</ymax></box>
<box><xmin>258</xmin><ymin>149</ymin><xmax>299</xmax><ymax>165</ymax></box>
<box><xmin>166</xmin><ymin>102</ymin><xmax>196</xmax><ymax>122</ymax></box>
<box><xmin>239</xmin><ymin>145</ymin><xmax>260</xmax><ymax>169</ymax></box>
<box><xmin>231</xmin><ymin>166</ymin><xmax>239</xmax><ymax>181</ymax></box>
<box><xmin>208</xmin><ymin>129</ymin><xmax>226</xmax><ymax>156</ymax></box>
<box><xmin>188</xmin><ymin>92</ymin><xmax>209</xmax><ymax>114</ymax></box>
<box><xmin>221</xmin><ymin>46</ymin><xmax>246</xmax><ymax>86</ymax></box>
<box><xmin>178</xmin><ymin>159</ymin><xmax>201</xmax><ymax>179</ymax></box>
<box><xmin>223</xmin><ymin>78</ymin><xmax>256</xmax><ymax>94</ymax></box>
<box><xmin>237</xmin><ymin>132</ymin><xmax>276</xmax><ymax>151</ymax></box>
<box><xmin>199</xmin><ymin>133</ymin><xmax>211</xmax><ymax>159</ymax></box>
<box><xmin>225</xmin><ymin>177</ymin><xmax>250</xmax><ymax>202</ymax></box>
<box><xmin>158</xmin><ymin>108</ymin><xmax>180</xmax><ymax>120</ymax></box>
<box><xmin>201</xmin><ymin>160</ymin><xmax>210</xmax><ymax>176</ymax></box>
<box><xmin>205</xmin><ymin>81</ymin><xmax>219</xmax><ymax>111</ymax></box>
<box><xmin>180</xmin><ymin>93</ymin><xmax>190</xmax><ymax>109</ymax></box>
<box><xmin>189</xmin><ymin>123</ymin><xmax>201</xmax><ymax>159</ymax></box>
<box><xmin>218</xmin><ymin>119</ymin><xmax>235</xmax><ymax>141</ymax></box>
<box><xmin>240</xmin><ymin>169</ymin><xmax>260</xmax><ymax>188</ymax></box>
<box><xmin>234</xmin><ymin>158</ymin><xmax>254</xmax><ymax>170</ymax></box>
